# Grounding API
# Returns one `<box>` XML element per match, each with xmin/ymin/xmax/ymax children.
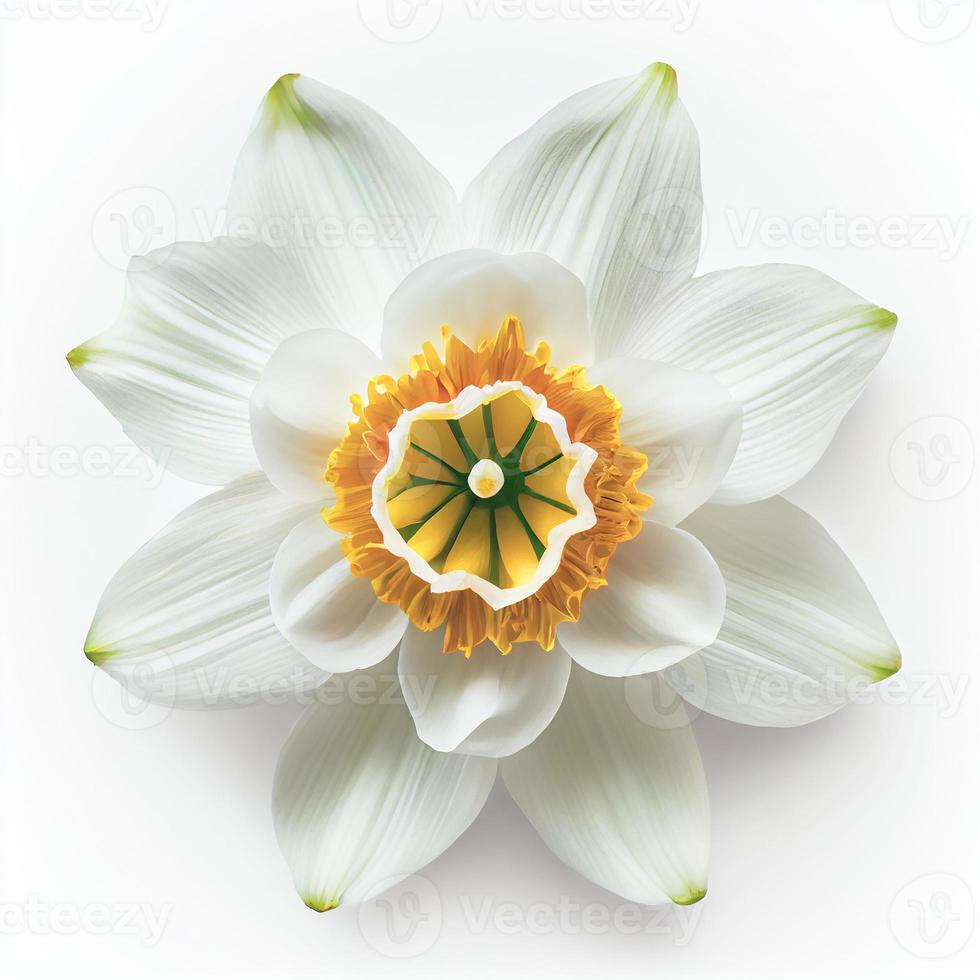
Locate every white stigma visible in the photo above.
<box><xmin>468</xmin><ymin>458</ymin><xmax>505</xmax><ymax>499</ymax></box>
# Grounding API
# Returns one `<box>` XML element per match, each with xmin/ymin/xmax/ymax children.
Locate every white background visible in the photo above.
<box><xmin>1</xmin><ymin>0</ymin><xmax>978</xmax><ymax>976</ymax></box>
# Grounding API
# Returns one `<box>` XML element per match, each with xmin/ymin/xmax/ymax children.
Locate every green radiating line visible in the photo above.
<box><xmin>447</xmin><ymin>419</ymin><xmax>478</xmax><ymax>467</ymax></box>
<box><xmin>409</xmin><ymin>442</ymin><xmax>467</xmax><ymax>478</ymax></box>
<box><xmin>389</xmin><ymin>475</ymin><xmax>464</xmax><ymax>500</ymax></box>
<box><xmin>398</xmin><ymin>486</ymin><xmax>468</xmax><ymax>542</ymax></box>
<box><xmin>487</xmin><ymin>507</ymin><xmax>501</xmax><ymax>586</ymax></box>
<box><xmin>521</xmin><ymin>487</ymin><xmax>577</xmax><ymax>515</ymax></box>
<box><xmin>507</xmin><ymin>416</ymin><xmax>538</xmax><ymax>463</ymax></box>
<box><xmin>432</xmin><ymin>497</ymin><xmax>475</xmax><ymax>571</ymax></box>
<box><xmin>508</xmin><ymin>500</ymin><xmax>546</xmax><ymax>559</ymax></box>
<box><xmin>522</xmin><ymin>452</ymin><xmax>563</xmax><ymax>478</ymax></box>
<box><xmin>482</xmin><ymin>403</ymin><xmax>498</xmax><ymax>459</ymax></box>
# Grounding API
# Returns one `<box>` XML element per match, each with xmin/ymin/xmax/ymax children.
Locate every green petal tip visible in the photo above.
<box><xmin>672</xmin><ymin>885</ymin><xmax>707</xmax><ymax>906</ymax></box>
<box><xmin>84</xmin><ymin>643</ymin><xmax>116</xmax><ymax>667</ymax></box>
<box><xmin>871</xmin><ymin>307</ymin><xmax>899</xmax><ymax>331</ymax></box>
<box><xmin>84</xmin><ymin>625</ymin><xmax>116</xmax><ymax>666</ymax></box>
<box><xmin>868</xmin><ymin>650</ymin><xmax>902</xmax><ymax>684</ymax></box>
<box><xmin>66</xmin><ymin>345</ymin><xmax>89</xmax><ymax>370</ymax></box>
<box><xmin>264</xmin><ymin>73</ymin><xmax>310</xmax><ymax>130</ymax></box>
<box><xmin>642</xmin><ymin>62</ymin><xmax>678</xmax><ymax>104</ymax></box>
<box><xmin>303</xmin><ymin>895</ymin><xmax>339</xmax><ymax>913</ymax></box>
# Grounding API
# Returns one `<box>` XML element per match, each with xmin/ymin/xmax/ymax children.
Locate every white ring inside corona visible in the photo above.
<box><xmin>371</xmin><ymin>381</ymin><xmax>598</xmax><ymax>611</ymax></box>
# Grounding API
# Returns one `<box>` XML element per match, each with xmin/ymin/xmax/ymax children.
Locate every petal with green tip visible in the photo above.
<box><xmin>228</xmin><ymin>73</ymin><xmax>464</xmax><ymax>352</ymax></box>
<box><xmin>85</xmin><ymin>473</ymin><xmax>326</xmax><ymax>706</ymax></box>
<box><xmin>68</xmin><ymin>239</ymin><xmax>328</xmax><ymax>486</ymax></box>
<box><xmin>672</xmin><ymin>497</ymin><xmax>901</xmax><ymax>727</ymax></box>
<box><xmin>614</xmin><ymin>263</ymin><xmax>898</xmax><ymax>504</ymax></box>
<box><xmin>463</xmin><ymin>61</ymin><xmax>702</xmax><ymax>356</ymax></box>
<box><xmin>501</xmin><ymin>665</ymin><xmax>709</xmax><ymax>907</ymax></box>
<box><xmin>273</xmin><ymin>656</ymin><xmax>496</xmax><ymax>909</ymax></box>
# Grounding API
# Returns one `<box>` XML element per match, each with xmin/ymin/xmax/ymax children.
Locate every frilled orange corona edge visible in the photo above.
<box><xmin>324</xmin><ymin>317</ymin><xmax>651</xmax><ymax>655</ymax></box>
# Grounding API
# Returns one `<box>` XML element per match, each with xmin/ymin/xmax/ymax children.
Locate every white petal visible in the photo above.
<box><xmin>84</xmin><ymin>473</ymin><xmax>326</xmax><ymax>706</ymax></box>
<box><xmin>273</xmin><ymin>658</ymin><xmax>497</xmax><ymax>909</ymax></box>
<box><xmin>380</xmin><ymin>249</ymin><xmax>593</xmax><ymax>372</ymax></box>
<box><xmin>270</xmin><ymin>516</ymin><xmax>408</xmax><ymax>673</ymax></box>
<box><xmin>589</xmin><ymin>357</ymin><xmax>742</xmax><ymax>525</ymax></box>
<box><xmin>559</xmin><ymin>523</ymin><xmax>725</xmax><ymax>677</ymax></box>
<box><xmin>501</xmin><ymin>665</ymin><xmax>709</xmax><ymax>906</ymax></box>
<box><xmin>671</xmin><ymin>498</ymin><xmax>901</xmax><ymax>727</ymax></box>
<box><xmin>69</xmin><ymin>239</ymin><xmax>329</xmax><ymax>485</ymax></box>
<box><xmin>616</xmin><ymin>264</ymin><xmax>897</xmax><ymax>503</ymax></box>
<box><xmin>463</xmin><ymin>63</ymin><xmax>701</xmax><ymax>357</ymax></box>
<box><xmin>250</xmin><ymin>329</ymin><xmax>381</xmax><ymax>500</ymax></box>
<box><xmin>397</xmin><ymin>629</ymin><xmax>571</xmax><ymax>758</ymax></box>
<box><xmin>228</xmin><ymin>74</ymin><xmax>463</xmax><ymax>350</ymax></box>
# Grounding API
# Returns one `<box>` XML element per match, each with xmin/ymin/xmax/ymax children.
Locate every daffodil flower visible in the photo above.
<box><xmin>70</xmin><ymin>65</ymin><xmax>899</xmax><ymax>911</ymax></box>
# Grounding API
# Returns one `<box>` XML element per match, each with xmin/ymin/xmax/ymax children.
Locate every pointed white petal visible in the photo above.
<box><xmin>228</xmin><ymin>74</ymin><xmax>463</xmax><ymax>350</ymax></box>
<box><xmin>398</xmin><ymin>628</ymin><xmax>571</xmax><ymax>758</ymax></box>
<box><xmin>250</xmin><ymin>328</ymin><xmax>381</xmax><ymax>500</ymax></box>
<box><xmin>589</xmin><ymin>357</ymin><xmax>742</xmax><ymax>525</ymax></box>
<box><xmin>617</xmin><ymin>264</ymin><xmax>897</xmax><ymax>503</ymax></box>
<box><xmin>69</xmin><ymin>239</ymin><xmax>329</xmax><ymax>485</ymax></box>
<box><xmin>671</xmin><ymin>498</ymin><xmax>901</xmax><ymax>726</ymax></box>
<box><xmin>270</xmin><ymin>515</ymin><xmax>408</xmax><ymax>673</ymax></box>
<box><xmin>559</xmin><ymin>523</ymin><xmax>725</xmax><ymax>677</ymax></box>
<box><xmin>84</xmin><ymin>473</ymin><xmax>326</xmax><ymax>706</ymax></box>
<box><xmin>502</xmin><ymin>666</ymin><xmax>709</xmax><ymax>906</ymax></box>
<box><xmin>380</xmin><ymin>249</ymin><xmax>593</xmax><ymax>372</ymax></box>
<box><xmin>273</xmin><ymin>659</ymin><xmax>497</xmax><ymax>909</ymax></box>
<box><xmin>463</xmin><ymin>63</ymin><xmax>701</xmax><ymax>356</ymax></box>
